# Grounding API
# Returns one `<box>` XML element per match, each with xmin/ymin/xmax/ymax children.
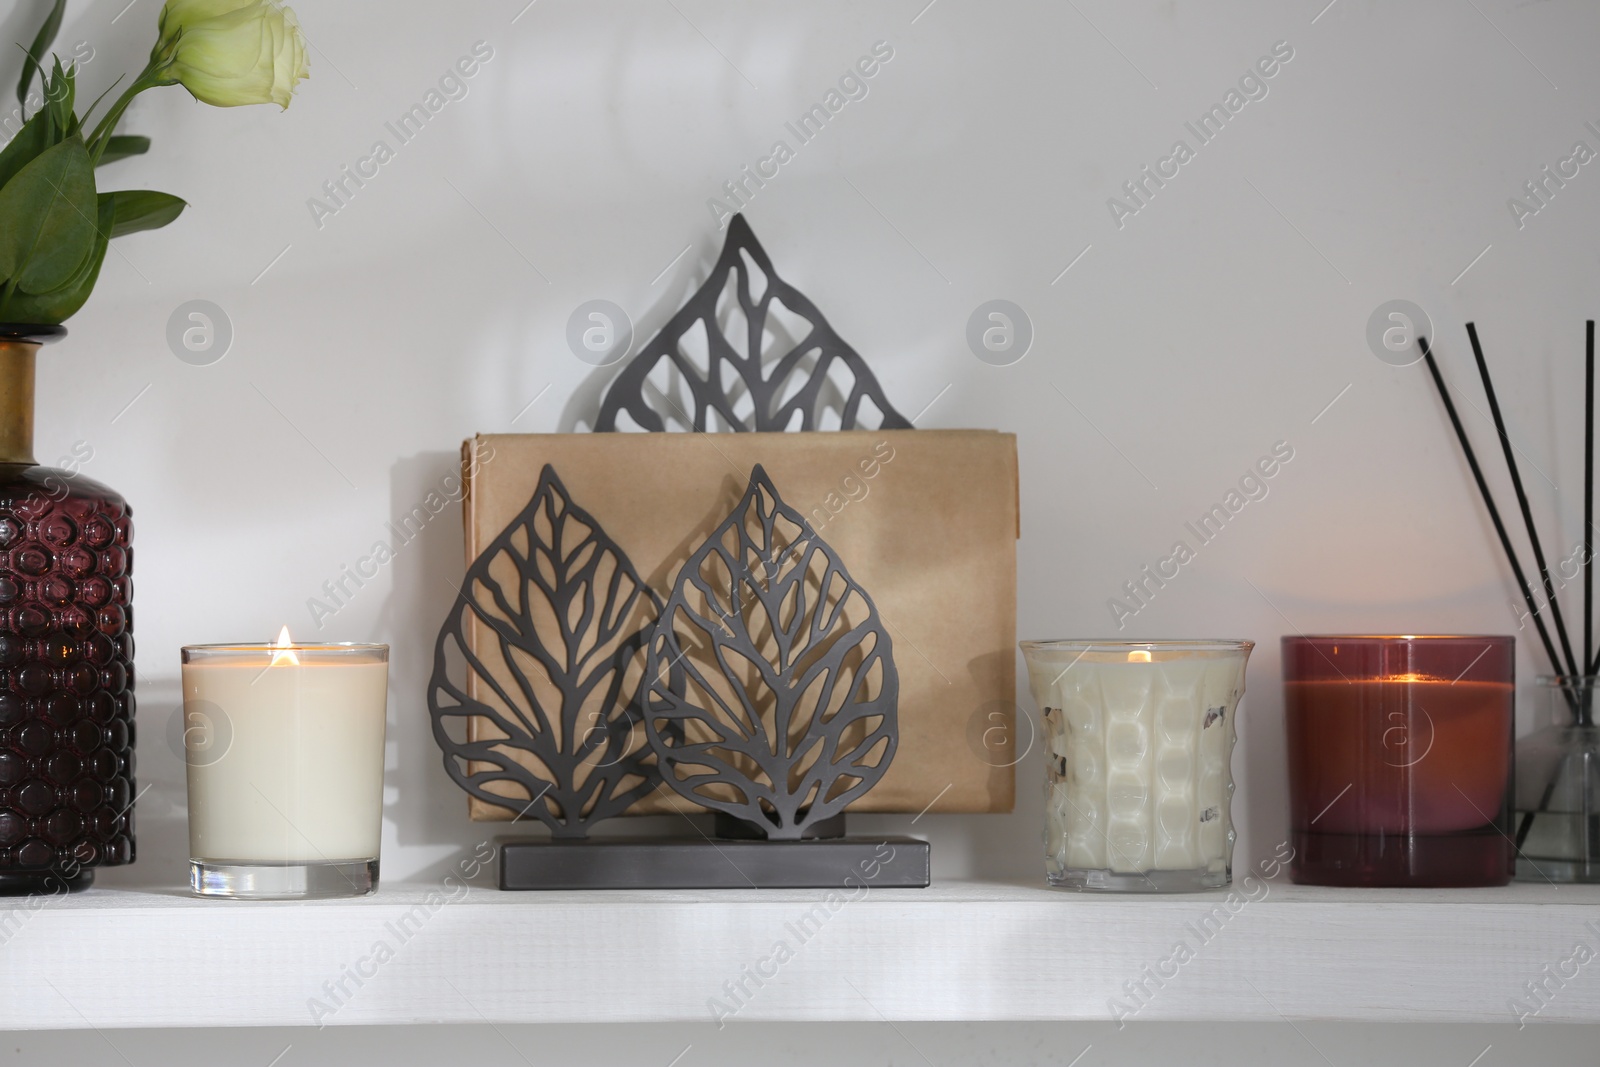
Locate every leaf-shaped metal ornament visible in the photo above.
<box><xmin>643</xmin><ymin>465</ymin><xmax>899</xmax><ymax>839</ymax></box>
<box><xmin>428</xmin><ymin>464</ymin><xmax>676</xmax><ymax>837</ymax></box>
<box><xmin>596</xmin><ymin>214</ymin><xmax>913</xmax><ymax>433</ymax></box>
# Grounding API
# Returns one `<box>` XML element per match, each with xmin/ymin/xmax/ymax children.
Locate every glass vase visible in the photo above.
<box><xmin>1516</xmin><ymin>676</ymin><xmax>1600</xmax><ymax>883</ymax></box>
<box><xmin>0</xmin><ymin>327</ymin><xmax>135</xmax><ymax>894</ymax></box>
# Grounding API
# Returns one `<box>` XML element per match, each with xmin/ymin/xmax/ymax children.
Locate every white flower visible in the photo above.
<box><xmin>154</xmin><ymin>0</ymin><xmax>309</xmax><ymax>109</ymax></box>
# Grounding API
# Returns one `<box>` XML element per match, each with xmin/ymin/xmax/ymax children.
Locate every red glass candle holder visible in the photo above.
<box><xmin>1283</xmin><ymin>635</ymin><xmax>1514</xmax><ymax>887</ymax></box>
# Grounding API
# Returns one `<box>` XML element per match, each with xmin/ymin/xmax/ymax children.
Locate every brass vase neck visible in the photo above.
<box><xmin>0</xmin><ymin>342</ymin><xmax>37</xmax><ymax>466</ymax></box>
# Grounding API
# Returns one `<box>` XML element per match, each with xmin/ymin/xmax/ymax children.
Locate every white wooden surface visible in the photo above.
<box><xmin>3</xmin><ymin>878</ymin><xmax>1598</xmax><ymax>1030</ymax></box>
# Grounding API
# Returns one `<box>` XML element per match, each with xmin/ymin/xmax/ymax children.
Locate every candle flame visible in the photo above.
<box><xmin>1128</xmin><ymin>650</ymin><xmax>1152</xmax><ymax>663</ymax></box>
<box><xmin>272</xmin><ymin>625</ymin><xmax>300</xmax><ymax>667</ymax></box>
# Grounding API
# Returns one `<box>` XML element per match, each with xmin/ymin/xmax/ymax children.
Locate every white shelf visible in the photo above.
<box><xmin>5</xmin><ymin>878</ymin><xmax>1599</xmax><ymax>1028</ymax></box>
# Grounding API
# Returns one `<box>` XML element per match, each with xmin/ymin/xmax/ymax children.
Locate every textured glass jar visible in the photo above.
<box><xmin>0</xmin><ymin>327</ymin><xmax>135</xmax><ymax>894</ymax></box>
<box><xmin>1020</xmin><ymin>639</ymin><xmax>1252</xmax><ymax>892</ymax></box>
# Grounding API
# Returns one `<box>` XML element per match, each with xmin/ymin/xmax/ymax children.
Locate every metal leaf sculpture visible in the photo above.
<box><xmin>596</xmin><ymin>213</ymin><xmax>913</xmax><ymax>433</ymax></box>
<box><xmin>429</xmin><ymin>464</ymin><xmax>676</xmax><ymax>838</ymax></box>
<box><xmin>643</xmin><ymin>464</ymin><xmax>899</xmax><ymax>839</ymax></box>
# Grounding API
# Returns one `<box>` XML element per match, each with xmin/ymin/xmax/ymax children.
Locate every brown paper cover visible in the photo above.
<box><xmin>459</xmin><ymin>429</ymin><xmax>1018</xmax><ymax>818</ymax></box>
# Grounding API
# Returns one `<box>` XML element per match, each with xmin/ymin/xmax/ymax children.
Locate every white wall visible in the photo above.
<box><xmin>6</xmin><ymin>0</ymin><xmax>1600</xmax><ymax>1059</ymax></box>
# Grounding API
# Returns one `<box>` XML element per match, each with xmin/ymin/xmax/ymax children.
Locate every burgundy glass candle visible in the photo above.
<box><xmin>1283</xmin><ymin>635</ymin><xmax>1514</xmax><ymax>887</ymax></box>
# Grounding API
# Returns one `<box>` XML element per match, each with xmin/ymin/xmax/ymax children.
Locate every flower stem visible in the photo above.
<box><xmin>85</xmin><ymin>67</ymin><xmax>169</xmax><ymax>166</ymax></box>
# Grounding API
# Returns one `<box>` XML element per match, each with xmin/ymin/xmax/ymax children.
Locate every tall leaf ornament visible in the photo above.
<box><xmin>428</xmin><ymin>465</ymin><xmax>675</xmax><ymax>837</ymax></box>
<box><xmin>595</xmin><ymin>214</ymin><xmax>913</xmax><ymax>432</ymax></box>
<box><xmin>644</xmin><ymin>465</ymin><xmax>899</xmax><ymax>839</ymax></box>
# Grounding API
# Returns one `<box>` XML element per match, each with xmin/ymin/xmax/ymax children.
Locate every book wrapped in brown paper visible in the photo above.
<box><xmin>449</xmin><ymin>428</ymin><xmax>1018</xmax><ymax>822</ymax></box>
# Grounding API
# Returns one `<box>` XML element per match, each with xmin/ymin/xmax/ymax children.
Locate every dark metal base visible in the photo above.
<box><xmin>713</xmin><ymin>810</ymin><xmax>847</xmax><ymax>840</ymax></box>
<box><xmin>500</xmin><ymin>835</ymin><xmax>930</xmax><ymax>890</ymax></box>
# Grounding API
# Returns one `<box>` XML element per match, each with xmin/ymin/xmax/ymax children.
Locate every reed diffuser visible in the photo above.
<box><xmin>1422</xmin><ymin>321</ymin><xmax>1600</xmax><ymax>882</ymax></box>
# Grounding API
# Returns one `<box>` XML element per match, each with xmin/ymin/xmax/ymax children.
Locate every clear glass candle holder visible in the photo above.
<box><xmin>1020</xmin><ymin>639</ymin><xmax>1253</xmax><ymax>892</ymax></box>
<box><xmin>1283</xmin><ymin>635</ymin><xmax>1514</xmax><ymax>888</ymax></box>
<box><xmin>1516</xmin><ymin>675</ymin><xmax>1600</xmax><ymax>883</ymax></box>
<box><xmin>180</xmin><ymin>641</ymin><xmax>389</xmax><ymax>899</ymax></box>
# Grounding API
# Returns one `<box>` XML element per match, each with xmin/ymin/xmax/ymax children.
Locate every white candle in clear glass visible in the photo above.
<box><xmin>1020</xmin><ymin>640</ymin><xmax>1252</xmax><ymax>892</ymax></box>
<box><xmin>181</xmin><ymin>634</ymin><xmax>388</xmax><ymax>898</ymax></box>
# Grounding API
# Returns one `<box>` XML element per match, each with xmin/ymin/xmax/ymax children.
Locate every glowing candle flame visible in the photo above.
<box><xmin>272</xmin><ymin>625</ymin><xmax>300</xmax><ymax>667</ymax></box>
<box><xmin>1128</xmin><ymin>650</ymin><xmax>1152</xmax><ymax>663</ymax></box>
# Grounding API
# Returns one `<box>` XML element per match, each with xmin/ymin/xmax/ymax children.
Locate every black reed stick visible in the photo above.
<box><xmin>1420</xmin><ymin>336</ymin><xmax>1568</xmax><ymax>681</ymax></box>
<box><xmin>1588</xmin><ymin>321</ymin><xmax>1596</xmax><ymax>697</ymax></box>
<box><xmin>1467</xmin><ymin>322</ymin><xmax>1582</xmax><ymax>679</ymax></box>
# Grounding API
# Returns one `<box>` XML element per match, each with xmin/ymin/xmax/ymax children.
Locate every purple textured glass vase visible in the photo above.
<box><xmin>0</xmin><ymin>327</ymin><xmax>134</xmax><ymax>894</ymax></box>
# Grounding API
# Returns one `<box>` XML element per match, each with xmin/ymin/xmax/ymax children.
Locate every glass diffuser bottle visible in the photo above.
<box><xmin>1516</xmin><ymin>676</ymin><xmax>1600</xmax><ymax>882</ymax></box>
<box><xmin>0</xmin><ymin>326</ymin><xmax>135</xmax><ymax>893</ymax></box>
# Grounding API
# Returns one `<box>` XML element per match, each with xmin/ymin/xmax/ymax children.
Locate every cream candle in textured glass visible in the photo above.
<box><xmin>1020</xmin><ymin>640</ymin><xmax>1253</xmax><ymax>892</ymax></box>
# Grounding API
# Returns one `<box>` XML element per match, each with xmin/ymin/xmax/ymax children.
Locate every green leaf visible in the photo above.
<box><xmin>0</xmin><ymin>105</ymin><xmax>55</xmax><ymax>193</ymax></box>
<box><xmin>0</xmin><ymin>135</ymin><xmax>97</xmax><ymax>293</ymax></box>
<box><xmin>78</xmin><ymin>73</ymin><xmax>124</xmax><ymax>132</ymax></box>
<box><xmin>0</xmin><ymin>192</ymin><xmax>111</xmax><ymax>324</ymax></box>
<box><xmin>97</xmin><ymin>135</ymin><xmax>150</xmax><ymax>167</ymax></box>
<box><xmin>104</xmin><ymin>189</ymin><xmax>185</xmax><ymax>238</ymax></box>
<box><xmin>16</xmin><ymin>0</ymin><xmax>67</xmax><ymax>109</ymax></box>
<box><xmin>44</xmin><ymin>57</ymin><xmax>74</xmax><ymax>136</ymax></box>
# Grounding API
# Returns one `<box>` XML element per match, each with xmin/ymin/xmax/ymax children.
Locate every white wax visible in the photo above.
<box><xmin>183</xmin><ymin>655</ymin><xmax>388</xmax><ymax>864</ymax></box>
<box><xmin>1028</xmin><ymin>652</ymin><xmax>1244</xmax><ymax>876</ymax></box>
